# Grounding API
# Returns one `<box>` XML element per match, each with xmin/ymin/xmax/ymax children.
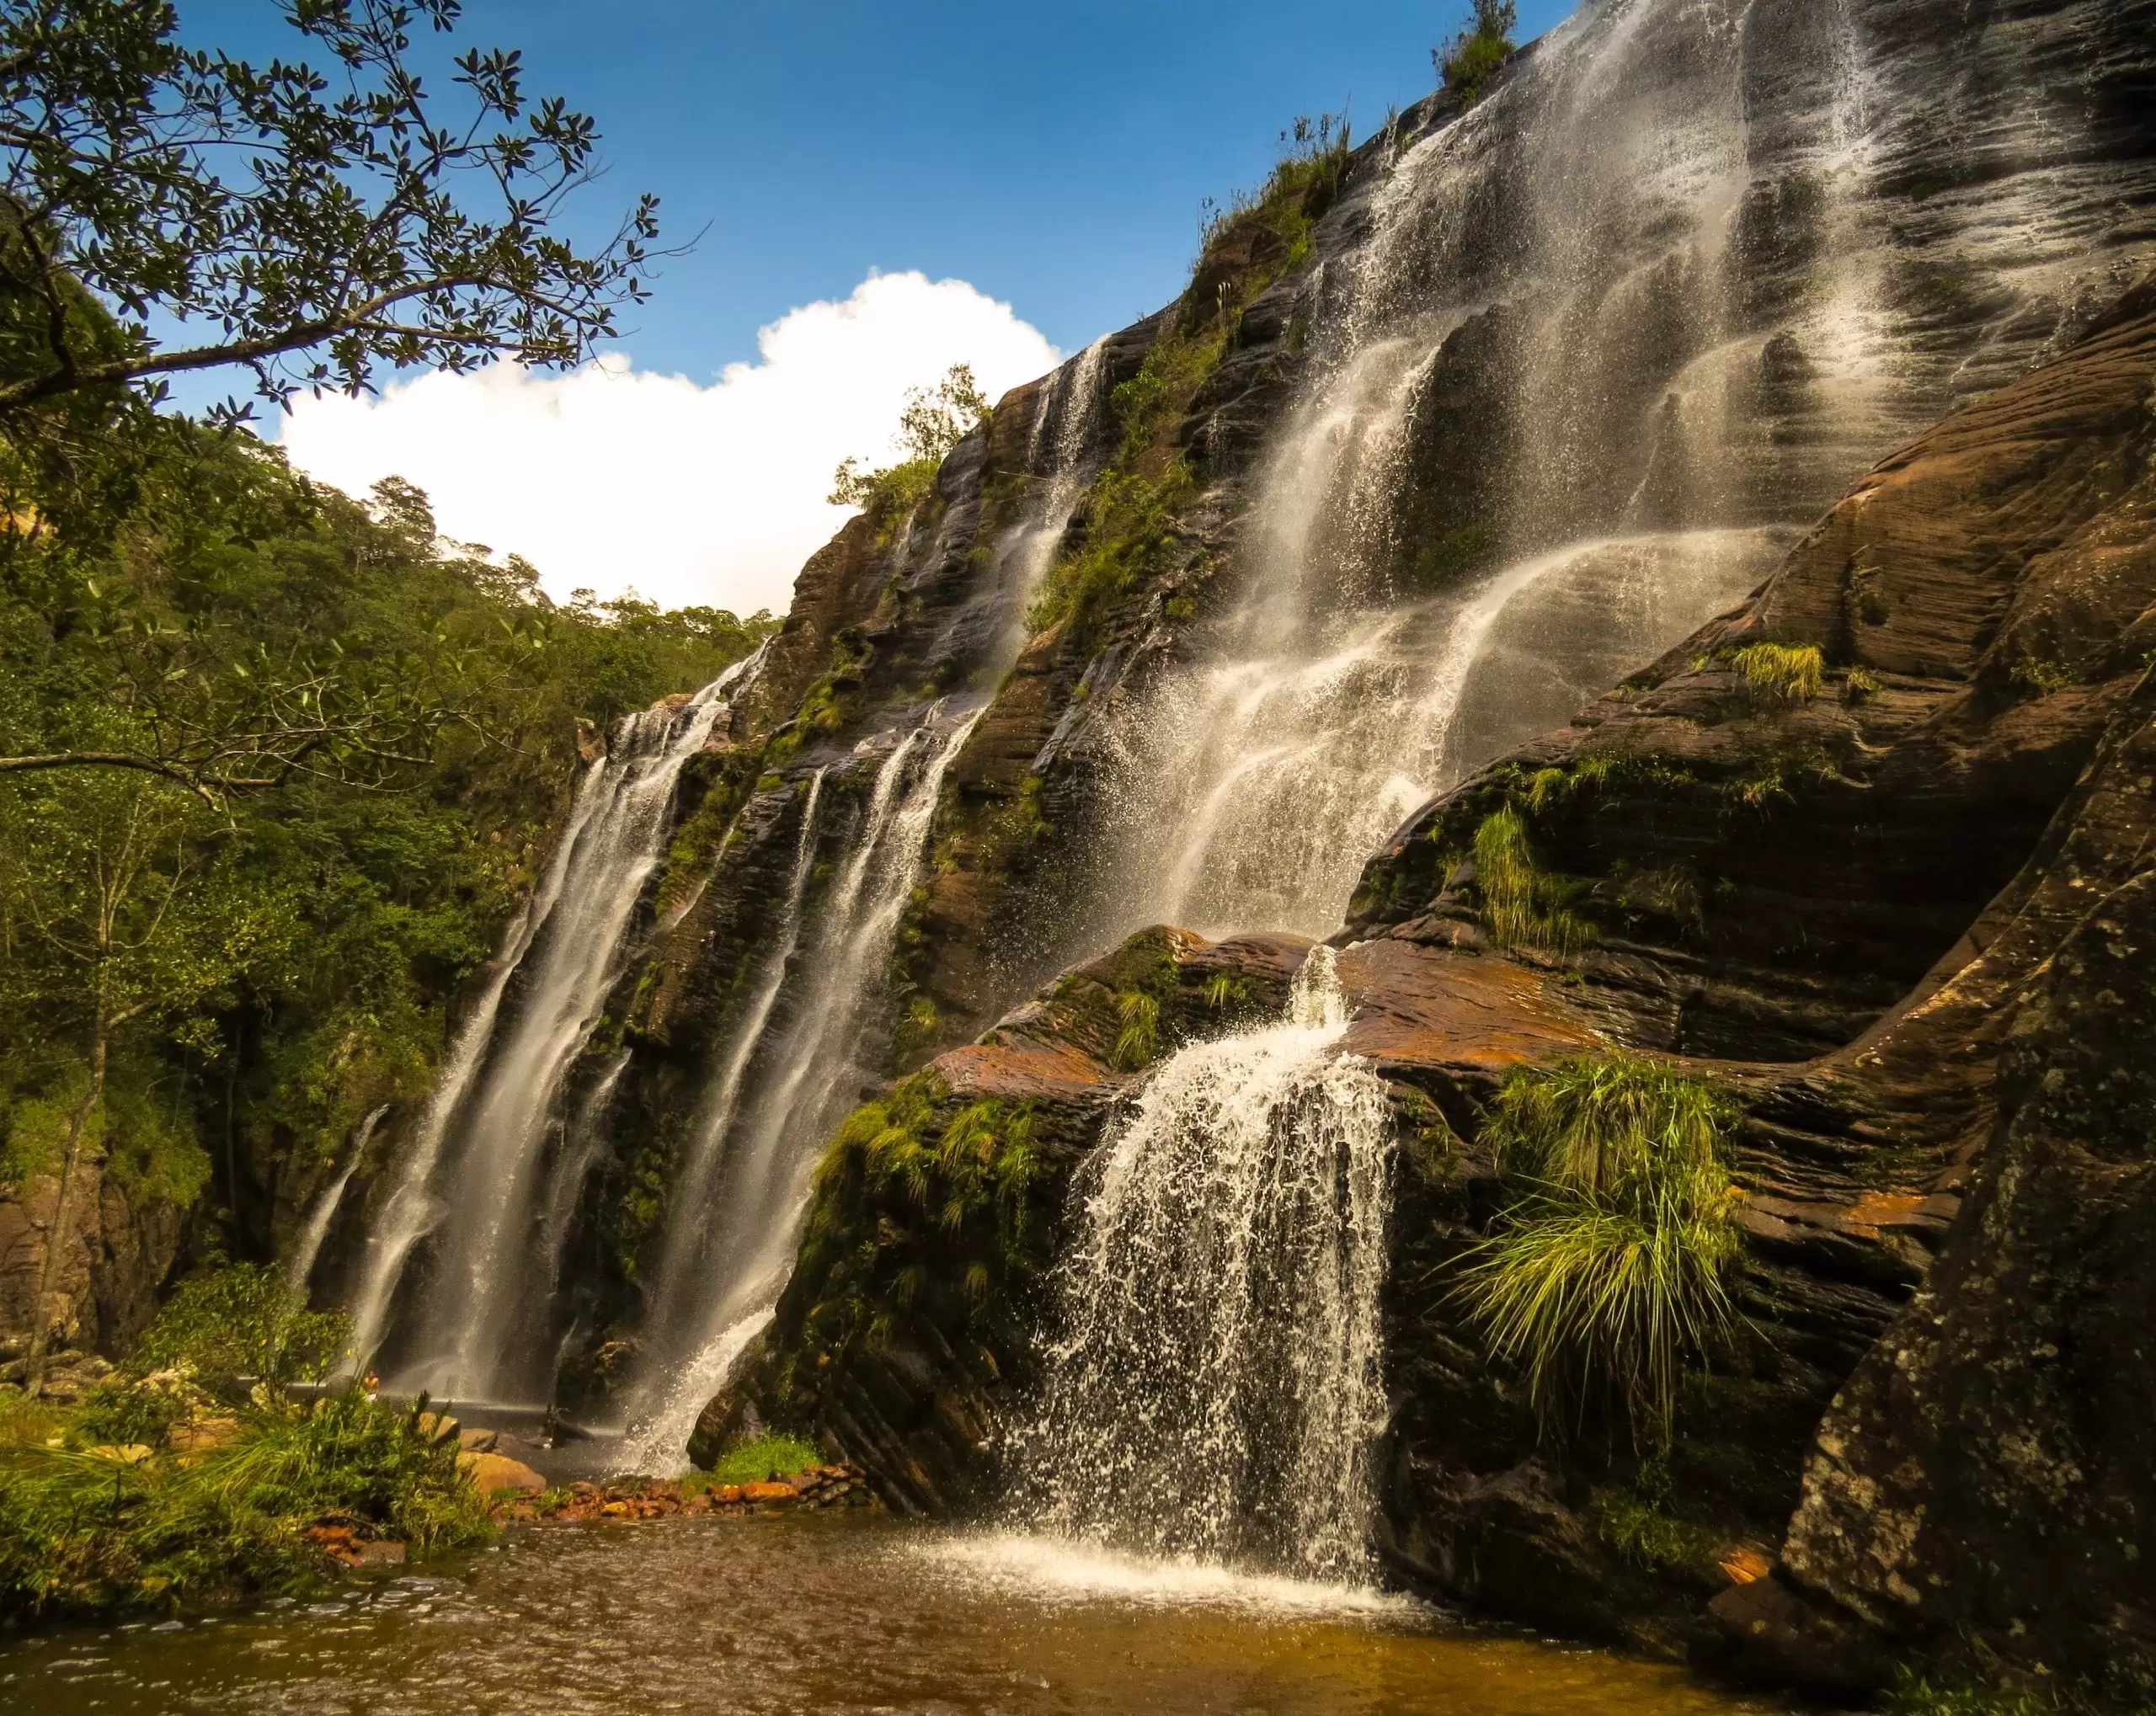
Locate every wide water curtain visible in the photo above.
<box><xmin>1011</xmin><ymin>948</ymin><xmax>1396</xmax><ymax>1580</ymax></box>
<box><xmin>1093</xmin><ymin>0</ymin><xmax>2118</xmax><ymax>948</ymax></box>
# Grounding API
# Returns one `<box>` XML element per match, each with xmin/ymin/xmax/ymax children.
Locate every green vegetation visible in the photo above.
<box><xmin>1436</xmin><ymin>0</ymin><xmax>1518</xmax><ymax>104</ymax></box>
<box><xmin>1027</xmin><ymin>115</ymin><xmax>1348</xmax><ymax>644</ymax></box>
<box><xmin>775</xmin><ymin>1074</ymin><xmax>1046</xmax><ymax>1394</ymax></box>
<box><xmin>1593</xmin><ymin>1477</ymin><xmax>1721</xmax><ymax>1573</ymax></box>
<box><xmin>1473</xmin><ymin>804</ymin><xmax>1595</xmax><ymax>957</ymax></box>
<box><xmin>696</xmin><ymin>1432</ymin><xmax>825</xmax><ymax>1488</ymax></box>
<box><xmin>2012</xmin><ymin>656</ymin><xmax>2079</xmax><ymax>696</ymax></box>
<box><xmin>1731</xmin><ymin>641</ymin><xmax>1826</xmax><ymax>703</ymax></box>
<box><xmin>1</xmin><ymin>1263</ymin><xmax>490</xmax><ymax>1619</ymax></box>
<box><xmin>0</xmin><ymin>1</ymin><xmax>656</xmax><ymax>428</ymax></box>
<box><xmin>1843</xmin><ymin>665</ymin><xmax>1882</xmax><ymax>704</ymax></box>
<box><xmin>1460</xmin><ymin>1055</ymin><xmax>1743</xmax><ymax>1448</ymax></box>
<box><xmin>829</xmin><ymin>364</ymin><xmax>990</xmax><ymax>531</ymax></box>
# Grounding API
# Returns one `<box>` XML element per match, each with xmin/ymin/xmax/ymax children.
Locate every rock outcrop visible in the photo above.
<box><xmin>737</xmin><ymin>276</ymin><xmax>2156</xmax><ymax>1699</ymax></box>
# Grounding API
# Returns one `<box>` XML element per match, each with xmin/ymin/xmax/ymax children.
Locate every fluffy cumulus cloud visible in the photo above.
<box><xmin>278</xmin><ymin>271</ymin><xmax>1061</xmax><ymax>615</ymax></box>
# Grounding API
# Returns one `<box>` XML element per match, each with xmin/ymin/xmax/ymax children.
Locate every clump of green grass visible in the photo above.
<box><xmin>1113</xmin><ymin>989</ymin><xmax>1160</xmax><ymax>1069</ymax></box>
<box><xmin>696</xmin><ymin>1433</ymin><xmax>825</xmax><ymax>1487</ymax></box>
<box><xmin>1842</xmin><ymin>665</ymin><xmax>1881</xmax><ymax>705</ymax></box>
<box><xmin>1459</xmin><ymin>1055</ymin><xmax>1743</xmax><ymax>1449</ymax></box>
<box><xmin>1593</xmin><ymin>1481</ymin><xmax>1719</xmax><ymax>1573</ymax></box>
<box><xmin>1731</xmin><ymin>641</ymin><xmax>1825</xmax><ymax>704</ymax></box>
<box><xmin>1436</xmin><ymin>0</ymin><xmax>1518</xmax><ymax>104</ymax></box>
<box><xmin>1474</xmin><ymin>805</ymin><xmax>1595</xmax><ymax>958</ymax></box>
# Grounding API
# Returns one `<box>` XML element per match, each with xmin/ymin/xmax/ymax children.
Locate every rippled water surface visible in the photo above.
<box><xmin>0</xmin><ymin>1516</ymin><xmax>1775</xmax><ymax>1715</ymax></box>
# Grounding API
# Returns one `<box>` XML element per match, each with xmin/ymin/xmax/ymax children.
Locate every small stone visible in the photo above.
<box><xmin>740</xmin><ymin>1480</ymin><xmax>797</xmax><ymax>1503</ymax></box>
<box><xmin>458</xmin><ymin>1451</ymin><xmax>546</xmax><ymax>1495</ymax></box>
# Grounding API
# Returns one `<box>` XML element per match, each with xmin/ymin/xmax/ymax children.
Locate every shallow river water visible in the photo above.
<box><xmin>0</xmin><ymin>1516</ymin><xmax>1778</xmax><ymax>1716</ymax></box>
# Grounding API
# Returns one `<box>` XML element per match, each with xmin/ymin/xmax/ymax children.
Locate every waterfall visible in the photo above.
<box><xmin>636</xmin><ymin>767</ymin><xmax>829</xmax><ymax>1345</ymax></box>
<box><xmin>617</xmin><ymin>701</ymin><xmax>984</xmax><ymax>1468</ymax></box>
<box><xmin>992</xmin><ymin>337</ymin><xmax>1110</xmax><ymax>658</ymax></box>
<box><xmin>1094</xmin><ymin>0</ymin><xmax>2140</xmax><ymax>943</ymax></box>
<box><xmin>1007</xmin><ymin>947</ymin><xmax>1396</xmax><ymax>1582</ymax></box>
<box><xmin>286</xmin><ymin>1104</ymin><xmax>387</xmax><ymax>1298</ymax></box>
<box><xmin>345</xmin><ymin>647</ymin><xmax>763</xmax><ymax>1397</ymax></box>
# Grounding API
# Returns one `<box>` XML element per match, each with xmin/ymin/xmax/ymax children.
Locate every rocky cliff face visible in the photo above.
<box><xmin>311</xmin><ymin>0</ymin><xmax>2156</xmax><ymax>1692</ymax></box>
<box><xmin>739</xmin><ymin>270</ymin><xmax>2156</xmax><ymax>1698</ymax></box>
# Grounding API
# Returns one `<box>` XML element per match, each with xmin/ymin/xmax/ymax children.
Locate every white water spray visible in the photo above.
<box><xmin>347</xmin><ymin>648</ymin><xmax>763</xmax><ymax>1394</ymax></box>
<box><xmin>1008</xmin><ymin>947</ymin><xmax>1396</xmax><ymax>1581</ymax></box>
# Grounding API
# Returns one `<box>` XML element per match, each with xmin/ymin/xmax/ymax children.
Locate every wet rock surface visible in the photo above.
<box><xmin>730</xmin><ymin>275</ymin><xmax>2156</xmax><ymax>1697</ymax></box>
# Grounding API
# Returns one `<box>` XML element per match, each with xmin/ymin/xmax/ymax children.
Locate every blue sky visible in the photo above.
<box><xmin>173</xmin><ymin>0</ymin><xmax>1577</xmax><ymax>611</ymax></box>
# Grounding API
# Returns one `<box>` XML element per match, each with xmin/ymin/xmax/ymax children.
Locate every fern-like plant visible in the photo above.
<box><xmin>1113</xmin><ymin>989</ymin><xmax>1160</xmax><ymax>1069</ymax></box>
<box><xmin>1473</xmin><ymin>805</ymin><xmax>1595</xmax><ymax>958</ymax></box>
<box><xmin>1459</xmin><ymin>1055</ymin><xmax>1742</xmax><ymax>1448</ymax></box>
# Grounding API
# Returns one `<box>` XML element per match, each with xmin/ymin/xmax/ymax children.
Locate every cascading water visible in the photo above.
<box><xmin>286</xmin><ymin>1103</ymin><xmax>387</xmax><ymax>1298</ymax></box>
<box><xmin>1097</xmin><ymin>0</ymin><xmax>2147</xmax><ymax>942</ymax></box>
<box><xmin>1006</xmin><ymin>947</ymin><xmax>1396</xmax><ymax>1582</ymax></box>
<box><xmin>345</xmin><ymin>647</ymin><xmax>764</xmax><ymax>1398</ymax></box>
<box><xmin>618</xmin><ymin>702</ymin><xmax>984</xmax><ymax>1468</ymax></box>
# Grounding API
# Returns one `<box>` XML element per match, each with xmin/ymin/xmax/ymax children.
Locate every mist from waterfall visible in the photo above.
<box><xmin>344</xmin><ymin>649</ymin><xmax>764</xmax><ymax>1399</ymax></box>
<box><xmin>1006</xmin><ymin>946</ymin><xmax>1395</xmax><ymax>1581</ymax></box>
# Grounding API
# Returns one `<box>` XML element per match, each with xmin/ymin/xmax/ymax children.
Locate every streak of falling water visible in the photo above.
<box><xmin>346</xmin><ymin>647</ymin><xmax>764</xmax><ymax>1394</ymax></box>
<box><xmin>617</xmin><ymin>704</ymin><xmax>984</xmax><ymax>1470</ymax></box>
<box><xmin>286</xmin><ymin>1104</ymin><xmax>388</xmax><ymax>1298</ymax></box>
<box><xmin>984</xmin><ymin>337</ymin><xmax>1111</xmax><ymax>663</ymax></box>
<box><xmin>636</xmin><ymin>767</ymin><xmax>828</xmax><ymax>1346</ymax></box>
<box><xmin>1006</xmin><ymin>946</ymin><xmax>1396</xmax><ymax>1581</ymax></box>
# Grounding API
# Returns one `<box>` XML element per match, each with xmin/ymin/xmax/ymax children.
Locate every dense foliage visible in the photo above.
<box><xmin>0</xmin><ymin>402</ymin><xmax>771</xmax><ymax>1374</ymax></box>
<box><xmin>0</xmin><ymin>1262</ymin><xmax>489</xmax><ymax>1618</ymax></box>
<box><xmin>0</xmin><ymin>0</ymin><xmax>659</xmax><ymax>421</ymax></box>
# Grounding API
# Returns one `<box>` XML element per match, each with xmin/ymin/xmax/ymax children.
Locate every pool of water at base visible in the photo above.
<box><xmin>0</xmin><ymin>1514</ymin><xmax>1785</xmax><ymax>1716</ymax></box>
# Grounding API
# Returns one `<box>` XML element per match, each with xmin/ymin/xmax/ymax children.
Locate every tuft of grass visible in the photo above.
<box><xmin>1731</xmin><ymin>642</ymin><xmax>1825</xmax><ymax>704</ymax></box>
<box><xmin>1436</xmin><ymin>0</ymin><xmax>1517</xmax><ymax>104</ymax></box>
<box><xmin>1474</xmin><ymin>806</ymin><xmax>1595</xmax><ymax>959</ymax></box>
<box><xmin>1458</xmin><ymin>1055</ymin><xmax>1743</xmax><ymax>1449</ymax></box>
<box><xmin>696</xmin><ymin>1433</ymin><xmax>825</xmax><ymax>1487</ymax></box>
<box><xmin>1593</xmin><ymin>1482</ymin><xmax>1719</xmax><ymax>1573</ymax></box>
<box><xmin>1842</xmin><ymin>665</ymin><xmax>1881</xmax><ymax>705</ymax></box>
<box><xmin>1113</xmin><ymin>989</ymin><xmax>1161</xmax><ymax>1070</ymax></box>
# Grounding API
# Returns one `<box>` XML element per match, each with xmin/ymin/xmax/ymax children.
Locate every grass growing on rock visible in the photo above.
<box><xmin>1459</xmin><ymin>1056</ymin><xmax>1743</xmax><ymax>1450</ymax></box>
<box><xmin>1474</xmin><ymin>805</ymin><xmax>1596</xmax><ymax>958</ymax></box>
<box><xmin>694</xmin><ymin>1433</ymin><xmax>825</xmax><ymax>1488</ymax></box>
<box><xmin>1731</xmin><ymin>641</ymin><xmax>1825</xmax><ymax>704</ymax></box>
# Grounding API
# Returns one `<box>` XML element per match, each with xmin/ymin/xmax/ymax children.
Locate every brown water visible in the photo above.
<box><xmin>0</xmin><ymin>1516</ymin><xmax>1777</xmax><ymax>1715</ymax></box>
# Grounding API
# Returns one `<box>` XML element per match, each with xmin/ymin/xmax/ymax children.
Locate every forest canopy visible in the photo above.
<box><xmin>0</xmin><ymin>3</ymin><xmax>769</xmax><ymax>1387</ymax></box>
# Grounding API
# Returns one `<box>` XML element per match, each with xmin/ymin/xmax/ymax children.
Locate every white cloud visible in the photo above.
<box><xmin>277</xmin><ymin>271</ymin><xmax>1062</xmax><ymax>616</ymax></box>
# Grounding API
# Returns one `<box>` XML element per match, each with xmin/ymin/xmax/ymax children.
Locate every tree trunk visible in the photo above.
<box><xmin>23</xmin><ymin>1028</ymin><xmax>107</xmax><ymax>1398</ymax></box>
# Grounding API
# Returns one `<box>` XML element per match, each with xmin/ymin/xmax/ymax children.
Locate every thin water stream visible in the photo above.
<box><xmin>0</xmin><ymin>1516</ymin><xmax>1777</xmax><ymax>1716</ymax></box>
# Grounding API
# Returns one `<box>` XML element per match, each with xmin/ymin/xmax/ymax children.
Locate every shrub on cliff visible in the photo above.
<box><xmin>1460</xmin><ymin>1054</ymin><xmax>1743</xmax><ymax>1449</ymax></box>
<box><xmin>1437</xmin><ymin>0</ymin><xmax>1518</xmax><ymax>104</ymax></box>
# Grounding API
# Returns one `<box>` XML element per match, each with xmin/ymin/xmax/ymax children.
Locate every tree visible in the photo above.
<box><xmin>0</xmin><ymin>767</ymin><xmax>295</xmax><ymax>1392</ymax></box>
<box><xmin>0</xmin><ymin>0</ymin><xmax>660</xmax><ymax>421</ymax></box>
<box><xmin>828</xmin><ymin>363</ymin><xmax>991</xmax><ymax>512</ymax></box>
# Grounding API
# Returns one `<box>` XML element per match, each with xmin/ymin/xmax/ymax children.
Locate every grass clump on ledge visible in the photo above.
<box><xmin>1459</xmin><ymin>1055</ymin><xmax>1744</xmax><ymax>1450</ymax></box>
<box><xmin>1474</xmin><ymin>804</ymin><xmax>1595</xmax><ymax>958</ymax></box>
<box><xmin>1436</xmin><ymin>0</ymin><xmax>1518</xmax><ymax>104</ymax></box>
<box><xmin>694</xmin><ymin>1432</ymin><xmax>825</xmax><ymax>1488</ymax></box>
<box><xmin>1731</xmin><ymin>641</ymin><xmax>1825</xmax><ymax>704</ymax></box>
